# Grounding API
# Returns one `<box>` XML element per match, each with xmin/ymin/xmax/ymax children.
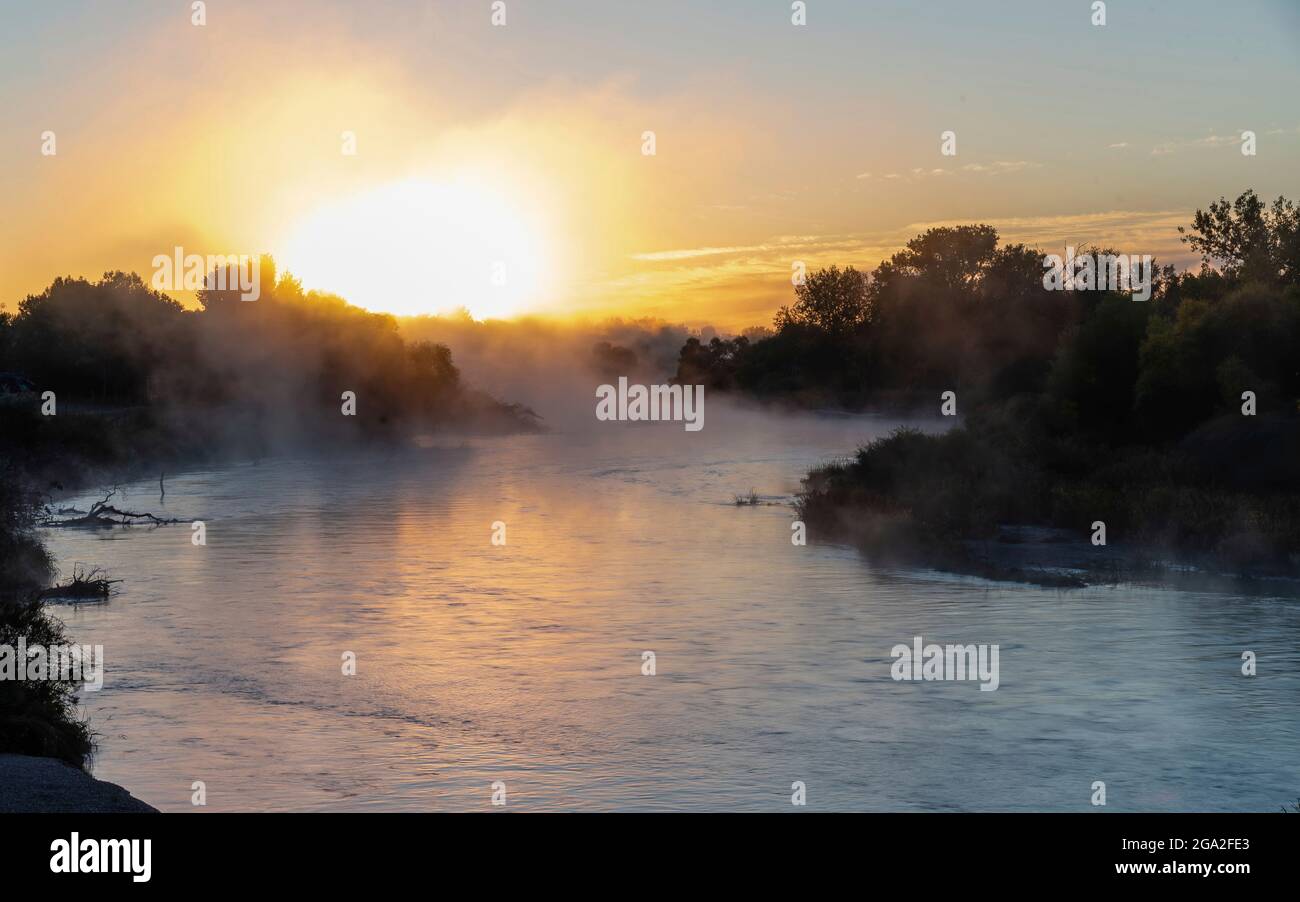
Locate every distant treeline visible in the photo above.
<box><xmin>0</xmin><ymin>259</ymin><xmax>537</xmax><ymax>484</ymax></box>
<box><xmin>675</xmin><ymin>189</ymin><xmax>1300</xmax><ymax>436</ymax></box>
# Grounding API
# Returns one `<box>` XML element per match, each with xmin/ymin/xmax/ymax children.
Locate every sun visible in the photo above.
<box><xmin>279</xmin><ymin>177</ymin><xmax>550</xmax><ymax>319</ymax></box>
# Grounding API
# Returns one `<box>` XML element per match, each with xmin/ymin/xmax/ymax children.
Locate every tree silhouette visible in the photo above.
<box><xmin>1179</xmin><ymin>190</ymin><xmax>1300</xmax><ymax>286</ymax></box>
<box><xmin>775</xmin><ymin>265</ymin><xmax>870</xmax><ymax>337</ymax></box>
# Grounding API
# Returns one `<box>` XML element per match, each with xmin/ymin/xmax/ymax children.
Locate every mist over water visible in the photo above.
<box><xmin>398</xmin><ymin>315</ymin><xmax>703</xmax><ymax>431</ymax></box>
<box><xmin>41</xmin><ymin>405</ymin><xmax>1300</xmax><ymax>812</ymax></box>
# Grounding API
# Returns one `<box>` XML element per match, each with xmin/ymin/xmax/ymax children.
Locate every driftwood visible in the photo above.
<box><xmin>38</xmin><ymin>564</ymin><xmax>121</xmax><ymax>602</ymax></box>
<box><xmin>45</xmin><ymin>488</ymin><xmax>181</xmax><ymax>529</ymax></box>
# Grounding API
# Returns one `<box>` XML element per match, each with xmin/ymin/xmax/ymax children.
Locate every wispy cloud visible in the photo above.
<box><xmin>632</xmin><ymin>235</ymin><xmax>816</xmax><ymax>262</ymax></box>
<box><xmin>1145</xmin><ymin>127</ymin><xmax>1291</xmax><ymax>156</ymax></box>
<box><xmin>858</xmin><ymin>161</ymin><xmax>1038</xmax><ymax>182</ymax></box>
<box><xmin>633</xmin><ymin>245</ymin><xmax>771</xmax><ymax>262</ymax></box>
<box><xmin>619</xmin><ymin>209</ymin><xmax>1197</xmax><ymax>329</ymax></box>
<box><xmin>960</xmin><ymin>160</ymin><xmax>1038</xmax><ymax>175</ymax></box>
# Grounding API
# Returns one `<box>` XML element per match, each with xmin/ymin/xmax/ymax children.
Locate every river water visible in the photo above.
<box><xmin>40</xmin><ymin>405</ymin><xmax>1300</xmax><ymax>811</ymax></box>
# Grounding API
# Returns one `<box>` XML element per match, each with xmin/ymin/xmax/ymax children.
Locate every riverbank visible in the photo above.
<box><xmin>796</xmin><ymin>410</ymin><xmax>1300</xmax><ymax>589</ymax></box>
<box><xmin>961</xmin><ymin>525</ymin><xmax>1300</xmax><ymax>593</ymax></box>
<box><xmin>0</xmin><ymin>754</ymin><xmax>157</xmax><ymax>812</ymax></box>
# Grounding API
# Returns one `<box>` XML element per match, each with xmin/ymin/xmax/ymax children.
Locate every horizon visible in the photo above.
<box><xmin>2</xmin><ymin>0</ymin><xmax>1298</xmax><ymax>330</ymax></box>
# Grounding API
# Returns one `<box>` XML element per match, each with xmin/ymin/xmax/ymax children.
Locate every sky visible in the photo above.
<box><xmin>1</xmin><ymin>0</ymin><xmax>1298</xmax><ymax>330</ymax></box>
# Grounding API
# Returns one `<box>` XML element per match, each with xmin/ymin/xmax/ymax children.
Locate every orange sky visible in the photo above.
<box><xmin>2</xmin><ymin>1</ymin><xmax>1297</xmax><ymax>331</ymax></box>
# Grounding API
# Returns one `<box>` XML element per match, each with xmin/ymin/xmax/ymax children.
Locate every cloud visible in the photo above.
<box><xmin>1146</xmin><ymin>127</ymin><xmax>1286</xmax><ymax>155</ymax></box>
<box><xmin>863</xmin><ymin>161</ymin><xmax>1038</xmax><ymax>182</ymax></box>
<box><xmin>959</xmin><ymin>160</ymin><xmax>1038</xmax><ymax>175</ymax></box>
<box><xmin>617</xmin><ymin>209</ymin><xmax>1198</xmax><ymax>330</ymax></box>
<box><xmin>632</xmin><ymin>244</ymin><xmax>775</xmax><ymax>262</ymax></box>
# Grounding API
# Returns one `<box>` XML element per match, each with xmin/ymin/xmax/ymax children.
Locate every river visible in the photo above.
<box><xmin>40</xmin><ymin>405</ymin><xmax>1300</xmax><ymax>811</ymax></box>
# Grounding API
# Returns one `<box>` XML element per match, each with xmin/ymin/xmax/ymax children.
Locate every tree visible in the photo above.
<box><xmin>197</xmin><ymin>254</ymin><xmax>278</xmax><ymax>310</ymax></box>
<box><xmin>1179</xmin><ymin>190</ymin><xmax>1300</xmax><ymax>287</ymax></box>
<box><xmin>9</xmin><ymin>273</ymin><xmax>185</xmax><ymax>403</ymax></box>
<box><xmin>869</xmin><ymin>225</ymin><xmax>999</xmax><ymax>297</ymax></box>
<box><xmin>674</xmin><ymin>335</ymin><xmax>748</xmax><ymax>389</ymax></box>
<box><xmin>590</xmin><ymin>341</ymin><xmax>638</xmax><ymax>379</ymax></box>
<box><xmin>409</xmin><ymin>341</ymin><xmax>460</xmax><ymax>390</ymax></box>
<box><xmin>774</xmin><ymin>265</ymin><xmax>870</xmax><ymax>337</ymax></box>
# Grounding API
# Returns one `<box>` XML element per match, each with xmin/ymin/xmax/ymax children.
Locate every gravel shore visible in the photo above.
<box><xmin>0</xmin><ymin>754</ymin><xmax>158</xmax><ymax>813</ymax></box>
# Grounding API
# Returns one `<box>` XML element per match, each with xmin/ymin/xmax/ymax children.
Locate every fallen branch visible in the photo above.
<box><xmin>44</xmin><ymin>487</ymin><xmax>182</xmax><ymax>529</ymax></box>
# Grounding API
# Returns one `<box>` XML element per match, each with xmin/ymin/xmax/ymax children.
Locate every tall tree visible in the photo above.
<box><xmin>774</xmin><ymin>265</ymin><xmax>870</xmax><ymax>338</ymax></box>
<box><xmin>1179</xmin><ymin>190</ymin><xmax>1300</xmax><ymax>287</ymax></box>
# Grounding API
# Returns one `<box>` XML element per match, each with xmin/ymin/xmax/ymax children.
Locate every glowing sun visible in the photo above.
<box><xmin>280</xmin><ymin>178</ymin><xmax>549</xmax><ymax>319</ymax></box>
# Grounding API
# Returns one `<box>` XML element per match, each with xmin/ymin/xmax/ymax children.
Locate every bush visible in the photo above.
<box><xmin>0</xmin><ymin>467</ymin><xmax>94</xmax><ymax>767</ymax></box>
<box><xmin>0</xmin><ymin>598</ymin><xmax>94</xmax><ymax>766</ymax></box>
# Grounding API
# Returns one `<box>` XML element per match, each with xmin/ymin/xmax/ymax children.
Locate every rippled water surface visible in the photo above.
<box><xmin>41</xmin><ymin>408</ymin><xmax>1300</xmax><ymax>811</ymax></box>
